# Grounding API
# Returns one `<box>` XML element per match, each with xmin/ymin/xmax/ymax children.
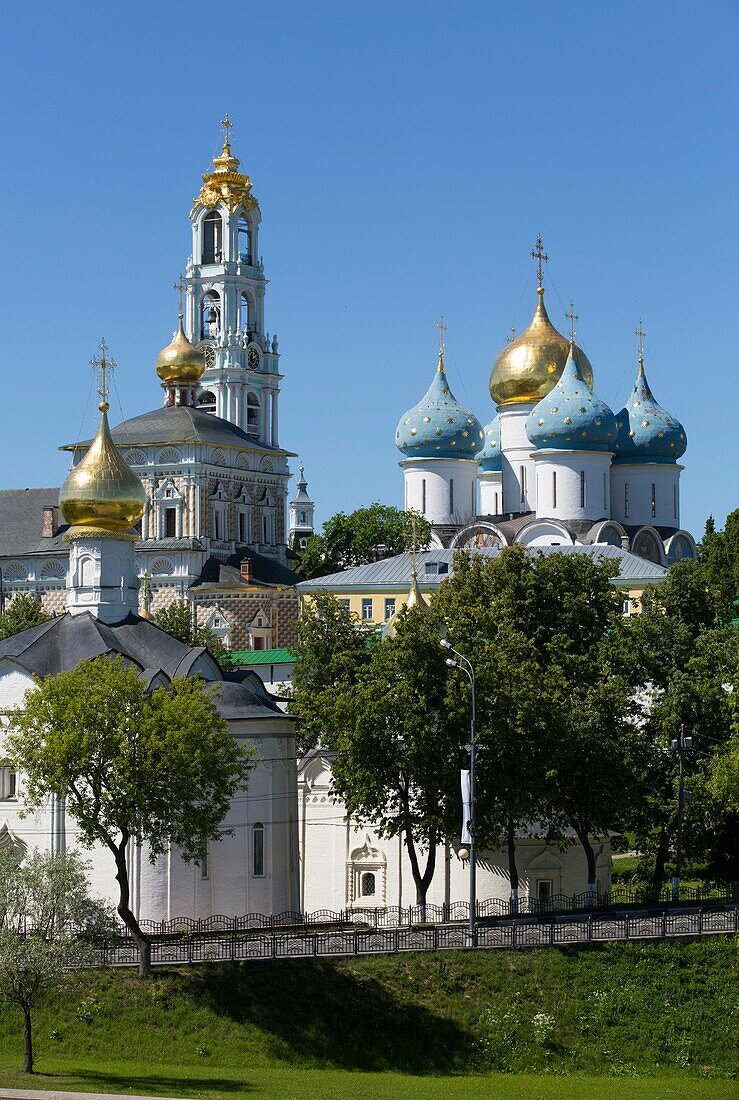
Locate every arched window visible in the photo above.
<box><xmin>200</xmin><ymin>292</ymin><xmax>221</xmax><ymax>340</ymax></box>
<box><xmin>246</xmin><ymin>392</ymin><xmax>260</xmax><ymax>437</ymax></box>
<box><xmin>361</xmin><ymin>872</ymin><xmax>376</xmax><ymax>897</ymax></box>
<box><xmin>239</xmin><ymin>293</ymin><xmax>251</xmax><ymax>334</ymax></box>
<box><xmin>0</xmin><ymin>761</ymin><xmax>17</xmax><ymax>801</ymax></box>
<box><xmin>252</xmin><ymin>822</ymin><xmax>265</xmax><ymax>877</ymax></box>
<box><xmin>198</xmin><ymin>390</ymin><xmax>216</xmax><ymax>413</ymax></box>
<box><xmin>237</xmin><ymin>216</ymin><xmax>251</xmax><ymax>263</ymax></box>
<box><xmin>202</xmin><ymin>211</ymin><xmax>223</xmax><ymax>264</ymax></box>
<box><xmin>299</xmin><ymin>511</ymin><xmax>306</xmax><ymax>525</ymax></box>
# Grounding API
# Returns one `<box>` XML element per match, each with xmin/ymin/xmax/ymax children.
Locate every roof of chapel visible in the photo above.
<box><xmin>62</xmin><ymin>405</ymin><xmax>294</xmax><ymax>457</ymax></box>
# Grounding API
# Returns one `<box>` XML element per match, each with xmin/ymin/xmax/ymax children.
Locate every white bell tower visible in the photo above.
<box><xmin>185</xmin><ymin>116</ymin><xmax>281</xmax><ymax>447</ymax></box>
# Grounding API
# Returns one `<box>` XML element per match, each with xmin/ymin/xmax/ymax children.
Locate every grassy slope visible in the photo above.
<box><xmin>0</xmin><ymin>939</ymin><xmax>737</xmax><ymax>1096</ymax></box>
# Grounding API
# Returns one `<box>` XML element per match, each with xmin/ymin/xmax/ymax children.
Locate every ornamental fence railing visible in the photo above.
<box><xmin>86</xmin><ymin>905</ymin><xmax>739</xmax><ymax>969</ymax></box>
<box><xmin>120</xmin><ymin>882</ymin><xmax>739</xmax><ymax>938</ymax></box>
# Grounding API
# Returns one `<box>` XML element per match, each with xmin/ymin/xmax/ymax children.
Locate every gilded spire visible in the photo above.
<box><xmin>60</xmin><ymin>344</ymin><xmax>147</xmax><ymax>540</ymax></box>
<box><xmin>193</xmin><ymin>117</ymin><xmax>259</xmax><ymax>213</ymax></box>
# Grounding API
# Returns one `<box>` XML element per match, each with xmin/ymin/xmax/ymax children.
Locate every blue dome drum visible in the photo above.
<box><xmin>526</xmin><ymin>344</ymin><xmax>616</xmax><ymax>452</ymax></box>
<box><xmin>476</xmin><ymin>415</ymin><xmax>502</xmax><ymax>471</ymax></box>
<box><xmin>613</xmin><ymin>361</ymin><xmax>687</xmax><ymax>464</ymax></box>
<box><xmin>396</xmin><ymin>351</ymin><xmax>484</xmax><ymax>459</ymax></box>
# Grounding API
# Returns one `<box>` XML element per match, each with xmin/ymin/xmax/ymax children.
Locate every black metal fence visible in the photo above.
<box><xmin>128</xmin><ymin>883</ymin><xmax>738</xmax><ymax>937</ymax></box>
<box><xmin>90</xmin><ymin>905</ymin><xmax>739</xmax><ymax>969</ymax></box>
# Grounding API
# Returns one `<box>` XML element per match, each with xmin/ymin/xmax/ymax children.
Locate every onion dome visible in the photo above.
<box><xmin>396</xmin><ymin>350</ymin><xmax>484</xmax><ymax>459</ymax></box>
<box><xmin>156</xmin><ymin>317</ymin><xmax>205</xmax><ymax>386</ymax></box>
<box><xmin>60</xmin><ymin>401</ymin><xmax>147</xmax><ymax>539</ymax></box>
<box><xmin>526</xmin><ymin>343</ymin><xmax>616</xmax><ymax>451</ymax></box>
<box><xmin>489</xmin><ymin>288</ymin><xmax>593</xmax><ymax>407</ymax></box>
<box><xmin>475</xmin><ymin>415</ymin><xmax>502</xmax><ymax>471</ymax></box>
<box><xmin>383</xmin><ymin>564</ymin><xmax>429</xmax><ymax>639</ymax></box>
<box><xmin>613</xmin><ymin>360</ymin><xmax>686</xmax><ymax>464</ymax></box>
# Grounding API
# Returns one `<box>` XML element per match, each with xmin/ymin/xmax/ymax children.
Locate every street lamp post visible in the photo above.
<box><xmin>441</xmin><ymin>637</ymin><xmax>477</xmax><ymax>941</ymax></box>
<box><xmin>671</xmin><ymin>723</ymin><xmax>692</xmax><ymax>902</ymax></box>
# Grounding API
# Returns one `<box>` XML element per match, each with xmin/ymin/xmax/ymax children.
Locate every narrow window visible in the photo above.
<box><xmin>202</xmin><ymin>210</ymin><xmax>222</xmax><ymax>264</ymax></box>
<box><xmin>449</xmin><ymin>478</ymin><xmax>454</xmax><ymax>514</ymax></box>
<box><xmin>494</xmin><ymin>491</ymin><xmax>499</xmax><ymax>514</ymax></box>
<box><xmin>624</xmin><ymin>482</ymin><xmax>630</xmax><ymax>518</ymax></box>
<box><xmin>165</xmin><ymin>507</ymin><xmax>177</xmax><ymax>538</ymax></box>
<box><xmin>361</xmin><ymin>872</ymin><xmax>376</xmax><ymax>897</ymax></box>
<box><xmin>651</xmin><ymin>483</ymin><xmax>656</xmax><ymax>519</ymax></box>
<box><xmin>200</xmin><ymin>849</ymin><xmax>209</xmax><ymax>880</ymax></box>
<box><xmin>537</xmin><ymin>880</ymin><xmax>552</xmax><ymax>903</ymax></box>
<box><xmin>213</xmin><ymin>508</ymin><xmax>221</xmax><ymax>540</ymax></box>
<box><xmin>603</xmin><ymin>471</ymin><xmax>607</xmax><ymax>510</ymax></box>
<box><xmin>674</xmin><ymin>485</ymin><xmax>678</xmax><ymax>520</ymax></box>
<box><xmin>580</xmin><ymin>470</ymin><xmax>586</xmax><ymax>509</ymax></box>
<box><xmin>239</xmin><ymin>293</ymin><xmax>251</xmax><ymax>334</ymax></box>
<box><xmin>471</xmin><ymin>481</ymin><xmax>475</xmax><ymax>515</ymax></box>
<box><xmin>239</xmin><ymin>511</ymin><xmax>249</xmax><ymax>543</ymax></box>
<box><xmin>421</xmin><ymin>479</ymin><xmax>426</xmax><ymax>515</ymax></box>
<box><xmin>337</xmin><ymin>599</ymin><xmax>350</xmax><ymax>611</ymax></box>
<box><xmin>384</xmin><ymin>598</ymin><xmax>396</xmax><ymax>620</ymax></box>
<box><xmin>246</xmin><ymin>393</ymin><xmax>260</xmax><ymax>437</ymax></box>
<box><xmin>552</xmin><ymin>471</ymin><xmax>557</xmax><ymax>510</ymax></box>
<box><xmin>361</xmin><ymin>598</ymin><xmax>373</xmax><ymax>622</ymax></box>
<box><xmin>0</xmin><ymin>762</ymin><xmax>17</xmax><ymax>800</ymax></box>
<box><xmin>263</xmin><ymin>515</ymin><xmax>269</xmax><ymax>543</ymax></box>
<box><xmin>237</xmin><ymin>216</ymin><xmax>251</xmax><ymax>263</ymax></box>
<box><xmin>520</xmin><ymin>466</ymin><xmax>526</xmax><ymax>504</ymax></box>
<box><xmin>252</xmin><ymin>823</ymin><xmax>265</xmax><ymax>877</ymax></box>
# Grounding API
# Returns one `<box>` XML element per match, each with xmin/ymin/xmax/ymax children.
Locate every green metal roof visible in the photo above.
<box><xmin>229</xmin><ymin>648</ymin><xmax>295</xmax><ymax>665</ymax></box>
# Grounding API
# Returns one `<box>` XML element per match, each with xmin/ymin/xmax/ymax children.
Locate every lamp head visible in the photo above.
<box><xmin>440</xmin><ymin>638</ymin><xmax>452</xmax><ymax>650</ymax></box>
<box><xmin>458</xmin><ymin>848</ymin><xmax>470</xmax><ymax>861</ymax></box>
<box><xmin>445</xmin><ymin>657</ymin><xmax>457</xmax><ymax>668</ymax></box>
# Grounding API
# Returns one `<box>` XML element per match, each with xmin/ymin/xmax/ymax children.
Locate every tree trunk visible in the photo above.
<box><xmin>22</xmin><ymin>1004</ymin><xmax>32</xmax><ymax>1073</ymax></box>
<box><xmin>507</xmin><ymin>813</ymin><xmax>520</xmax><ymax>914</ymax></box>
<box><xmin>571</xmin><ymin>815</ymin><xmax>597</xmax><ymax>905</ymax></box>
<box><xmin>114</xmin><ymin>844</ymin><xmax>152</xmax><ymax>978</ymax></box>
<box><xmin>404</xmin><ymin>821</ymin><xmax>437</xmax><ymax>917</ymax></box>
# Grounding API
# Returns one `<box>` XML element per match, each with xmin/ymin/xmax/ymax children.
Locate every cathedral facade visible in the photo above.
<box><xmin>0</xmin><ymin>125</ymin><xmax>311</xmax><ymax>652</ymax></box>
<box><xmin>396</xmin><ymin>252</ymin><xmax>695</xmax><ymax>566</ymax></box>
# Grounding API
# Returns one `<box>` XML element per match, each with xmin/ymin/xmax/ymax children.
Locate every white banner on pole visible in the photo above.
<box><xmin>460</xmin><ymin>769</ymin><xmax>472</xmax><ymax>844</ymax></box>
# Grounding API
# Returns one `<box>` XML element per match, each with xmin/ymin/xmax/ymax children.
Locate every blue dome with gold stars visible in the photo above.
<box><xmin>396</xmin><ymin>351</ymin><xmax>484</xmax><ymax>460</ymax></box>
<box><xmin>613</xmin><ymin>361</ymin><xmax>686</xmax><ymax>464</ymax></box>
<box><xmin>526</xmin><ymin>344</ymin><xmax>616</xmax><ymax>452</ymax></box>
<box><xmin>476</xmin><ymin>415</ymin><xmax>502</xmax><ymax>472</ymax></box>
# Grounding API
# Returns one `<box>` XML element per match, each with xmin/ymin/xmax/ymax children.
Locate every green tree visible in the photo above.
<box><xmin>296</xmin><ymin>504</ymin><xmax>431</xmax><ymax>579</ymax></box>
<box><xmin>291</xmin><ymin>591</ymin><xmax>372</xmax><ymax>755</ymax></box>
<box><xmin>0</xmin><ymin>849</ymin><xmax>113</xmax><ymax>1073</ymax></box>
<box><xmin>0</xmin><ymin>594</ymin><xmax>50</xmax><ymax>640</ymax></box>
<box><xmin>8</xmin><ymin>658</ymin><xmax>253</xmax><ymax>977</ymax></box>
<box><xmin>700</xmin><ymin>510</ymin><xmax>739</xmax><ymax>622</ymax></box>
<box><xmin>327</xmin><ymin>606</ymin><xmax>458</xmax><ymax>907</ymax></box>
<box><xmin>151</xmin><ymin>599</ymin><xmax>229</xmax><ymax>664</ymax></box>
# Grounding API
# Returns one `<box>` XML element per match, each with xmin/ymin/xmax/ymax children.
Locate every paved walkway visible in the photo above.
<box><xmin>0</xmin><ymin>1090</ymin><xmax>189</xmax><ymax>1100</ymax></box>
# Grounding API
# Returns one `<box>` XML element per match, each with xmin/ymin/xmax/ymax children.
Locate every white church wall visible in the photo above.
<box><xmin>533</xmin><ymin>451</ymin><xmax>612</xmax><ymax>522</ymax></box>
<box><xmin>499</xmin><ymin>403</ymin><xmax>537</xmax><ymax>514</ymax></box>
<box><xmin>610</xmin><ymin>463</ymin><xmax>682</xmax><ymax>529</ymax></box>
<box><xmin>402</xmin><ymin>459</ymin><xmax>478</xmax><ymax>526</ymax></box>
<box><xmin>478</xmin><ymin>470</ymin><xmax>503</xmax><ymax>516</ymax></box>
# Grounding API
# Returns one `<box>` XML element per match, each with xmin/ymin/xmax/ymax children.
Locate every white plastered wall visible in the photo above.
<box><xmin>401</xmin><ymin>458</ymin><xmax>479</xmax><ymax>526</ymax></box>
<box><xmin>533</xmin><ymin>450</ymin><xmax>613</xmax><ymax>523</ymax></box>
<box><xmin>479</xmin><ymin>470</ymin><xmax>503</xmax><ymax>516</ymax></box>
<box><xmin>610</xmin><ymin>463</ymin><xmax>682</xmax><ymax>529</ymax></box>
<box><xmin>499</xmin><ymin>403</ymin><xmax>536</xmax><ymax>513</ymax></box>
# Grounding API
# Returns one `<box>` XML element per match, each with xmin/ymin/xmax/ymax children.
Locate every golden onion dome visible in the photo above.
<box><xmin>489</xmin><ymin>288</ymin><xmax>593</xmax><ymax>407</ymax></box>
<box><xmin>59</xmin><ymin>402</ymin><xmax>147</xmax><ymax>539</ymax></box>
<box><xmin>155</xmin><ymin>318</ymin><xmax>205</xmax><ymax>385</ymax></box>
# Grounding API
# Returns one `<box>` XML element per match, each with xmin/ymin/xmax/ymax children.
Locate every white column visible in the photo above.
<box><xmin>271</xmin><ymin>390</ymin><xmax>278</xmax><ymax>446</ymax></box>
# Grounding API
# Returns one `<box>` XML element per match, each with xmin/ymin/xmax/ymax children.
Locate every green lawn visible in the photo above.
<box><xmin>0</xmin><ymin>1065</ymin><xmax>737</xmax><ymax>1100</ymax></box>
<box><xmin>0</xmin><ymin>939</ymin><xmax>737</xmax><ymax>1094</ymax></box>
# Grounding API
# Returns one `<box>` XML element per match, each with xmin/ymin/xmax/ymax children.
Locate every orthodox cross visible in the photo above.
<box><xmin>172</xmin><ymin>274</ymin><xmax>186</xmax><ymax>319</ymax></box>
<box><xmin>436</xmin><ymin>314</ymin><xmax>447</xmax><ymax>354</ymax></box>
<box><xmin>221</xmin><ymin>114</ymin><xmax>233</xmax><ymax>144</ymax></box>
<box><xmin>91</xmin><ymin>338</ymin><xmax>115</xmax><ymax>405</ymax></box>
<box><xmin>565</xmin><ymin>301</ymin><xmax>579</xmax><ymax>341</ymax></box>
<box><xmin>531</xmin><ymin>234</ymin><xmax>548</xmax><ymax>287</ymax></box>
<box><xmin>636</xmin><ymin>320</ymin><xmax>646</xmax><ymax>366</ymax></box>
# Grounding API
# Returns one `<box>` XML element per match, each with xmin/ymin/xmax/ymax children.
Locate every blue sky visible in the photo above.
<box><xmin>0</xmin><ymin>0</ymin><xmax>736</xmax><ymax>538</ymax></box>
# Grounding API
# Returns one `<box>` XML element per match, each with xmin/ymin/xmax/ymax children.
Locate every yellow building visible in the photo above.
<box><xmin>297</xmin><ymin>544</ymin><xmax>666</xmax><ymax>626</ymax></box>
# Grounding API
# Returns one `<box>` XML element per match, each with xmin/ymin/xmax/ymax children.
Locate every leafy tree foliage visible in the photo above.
<box><xmin>151</xmin><ymin>599</ymin><xmax>229</xmax><ymax>664</ymax></box>
<box><xmin>0</xmin><ymin>594</ymin><xmax>50</xmax><ymax>640</ymax></box>
<box><xmin>7</xmin><ymin>658</ymin><xmax>253</xmax><ymax>976</ymax></box>
<box><xmin>291</xmin><ymin>591</ymin><xmax>372</xmax><ymax>755</ymax></box>
<box><xmin>296</xmin><ymin>504</ymin><xmax>431</xmax><ymax>579</ymax></box>
<box><xmin>699</xmin><ymin>509</ymin><xmax>739</xmax><ymax>622</ymax></box>
<box><xmin>0</xmin><ymin>849</ymin><xmax>113</xmax><ymax>1073</ymax></box>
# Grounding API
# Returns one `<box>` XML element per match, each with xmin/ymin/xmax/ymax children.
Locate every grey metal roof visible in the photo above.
<box><xmin>62</xmin><ymin>406</ymin><xmax>293</xmax><ymax>456</ymax></box>
<box><xmin>297</xmin><ymin>545</ymin><xmax>667</xmax><ymax>592</ymax></box>
<box><xmin>0</xmin><ymin>489</ymin><xmax>67</xmax><ymax>556</ymax></box>
<box><xmin>193</xmin><ymin>549</ymin><xmax>302</xmax><ymax>589</ymax></box>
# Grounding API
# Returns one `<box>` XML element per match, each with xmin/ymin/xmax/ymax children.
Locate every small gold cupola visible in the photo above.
<box><xmin>60</xmin><ymin>342</ymin><xmax>147</xmax><ymax>540</ymax></box>
<box><xmin>156</xmin><ymin>275</ymin><xmax>205</xmax><ymax>394</ymax></box>
<box><xmin>489</xmin><ymin>236</ymin><xmax>593</xmax><ymax>407</ymax></box>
